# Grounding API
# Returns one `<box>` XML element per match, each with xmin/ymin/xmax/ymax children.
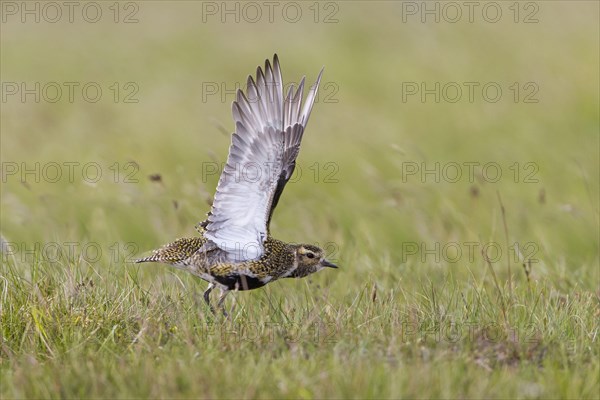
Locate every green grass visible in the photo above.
<box><xmin>1</xmin><ymin>2</ymin><xmax>599</xmax><ymax>398</ymax></box>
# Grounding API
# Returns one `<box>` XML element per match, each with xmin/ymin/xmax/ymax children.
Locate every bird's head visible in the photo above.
<box><xmin>289</xmin><ymin>244</ymin><xmax>338</xmax><ymax>278</ymax></box>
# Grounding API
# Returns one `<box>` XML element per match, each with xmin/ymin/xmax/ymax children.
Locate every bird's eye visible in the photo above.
<box><xmin>306</xmin><ymin>252</ymin><xmax>315</xmax><ymax>259</ymax></box>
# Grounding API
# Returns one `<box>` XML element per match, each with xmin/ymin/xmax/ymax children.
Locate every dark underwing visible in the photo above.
<box><xmin>213</xmin><ymin>274</ymin><xmax>267</xmax><ymax>291</ymax></box>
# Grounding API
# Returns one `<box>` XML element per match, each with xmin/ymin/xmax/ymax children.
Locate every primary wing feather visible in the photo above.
<box><xmin>202</xmin><ymin>55</ymin><xmax>323</xmax><ymax>261</ymax></box>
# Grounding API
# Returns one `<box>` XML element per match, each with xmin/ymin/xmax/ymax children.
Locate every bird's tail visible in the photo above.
<box><xmin>135</xmin><ymin>237</ymin><xmax>206</xmax><ymax>265</ymax></box>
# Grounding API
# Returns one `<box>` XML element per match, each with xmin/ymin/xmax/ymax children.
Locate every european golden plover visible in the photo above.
<box><xmin>136</xmin><ymin>55</ymin><xmax>337</xmax><ymax>314</ymax></box>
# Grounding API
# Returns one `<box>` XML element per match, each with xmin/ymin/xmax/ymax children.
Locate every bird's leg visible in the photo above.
<box><xmin>203</xmin><ymin>283</ymin><xmax>216</xmax><ymax>314</ymax></box>
<box><xmin>217</xmin><ymin>289</ymin><xmax>230</xmax><ymax>317</ymax></box>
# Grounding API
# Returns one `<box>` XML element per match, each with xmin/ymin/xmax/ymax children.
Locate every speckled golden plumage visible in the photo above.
<box><xmin>137</xmin><ymin>232</ymin><xmax>335</xmax><ymax>314</ymax></box>
<box><xmin>137</xmin><ymin>237</ymin><xmax>206</xmax><ymax>265</ymax></box>
<box><xmin>137</xmin><ymin>233</ymin><xmax>329</xmax><ymax>283</ymax></box>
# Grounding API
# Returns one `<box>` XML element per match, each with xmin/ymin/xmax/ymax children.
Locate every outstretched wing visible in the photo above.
<box><xmin>202</xmin><ymin>54</ymin><xmax>323</xmax><ymax>261</ymax></box>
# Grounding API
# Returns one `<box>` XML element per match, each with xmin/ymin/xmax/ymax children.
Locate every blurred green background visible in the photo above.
<box><xmin>1</xmin><ymin>1</ymin><xmax>599</xmax><ymax>398</ymax></box>
<box><xmin>2</xmin><ymin>1</ymin><xmax>598</xmax><ymax>284</ymax></box>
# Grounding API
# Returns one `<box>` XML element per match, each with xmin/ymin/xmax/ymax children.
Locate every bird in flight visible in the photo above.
<box><xmin>136</xmin><ymin>54</ymin><xmax>337</xmax><ymax>314</ymax></box>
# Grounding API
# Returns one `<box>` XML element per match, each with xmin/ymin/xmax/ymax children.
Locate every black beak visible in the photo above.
<box><xmin>321</xmin><ymin>259</ymin><xmax>338</xmax><ymax>269</ymax></box>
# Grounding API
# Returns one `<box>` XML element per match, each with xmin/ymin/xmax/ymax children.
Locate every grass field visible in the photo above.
<box><xmin>1</xmin><ymin>1</ymin><xmax>599</xmax><ymax>398</ymax></box>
